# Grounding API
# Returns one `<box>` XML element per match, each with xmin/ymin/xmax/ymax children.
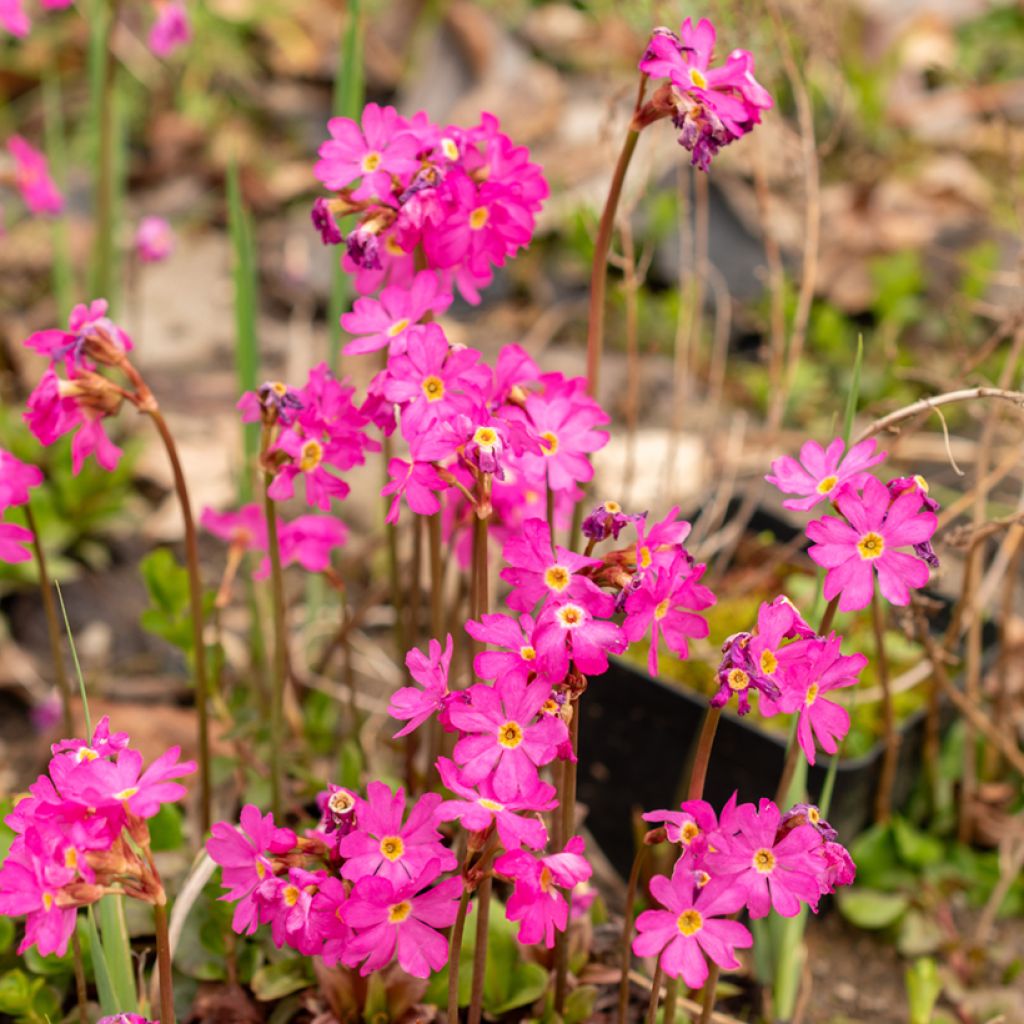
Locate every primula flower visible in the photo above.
<box><xmin>807</xmin><ymin>476</ymin><xmax>938</xmax><ymax>611</ymax></box>
<box><xmin>436</xmin><ymin>757</ymin><xmax>555</xmax><ymax>850</ymax></box>
<box><xmin>389</xmin><ymin>635</ymin><xmax>454</xmax><ymax>738</ymax></box>
<box><xmin>315</xmin><ymin>103</ymin><xmax>420</xmax><ymax>199</ymax></box>
<box><xmin>887</xmin><ymin>475</ymin><xmax>941</xmax><ymax>568</ymax></box>
<box><xmin>499</xmin><ymin>518</ymin><xmax>612</xmax><ymax>615</ymax></box>
<box><xmin>641</xmin><ymin>798</ymin><xmax>719</xmax><ymax>858</ymax></box>
<box><xmin>766</xmin><ymin>438</ymin><xmax>886</xmax><ymax>512</ymax></box>
<box><xmin>340</xmin><ymin>271</ymin><xmax>452</xmax><ymax>355</ymax></box>
<box><xmin>274</xmin><ymin>514</ymin><xmax>347</xmax><ymax>575</ymax></box>
<box><xmin>0</xmin><ymin>840</ymin><xmax>79</xmax><ymax>956</ymax></box>
<box><xmin>632</xmin><ymin>859</ymin><xmax>752</xmax><ymax>989</ymax></box>
<box><xmin>449</xmin><ymin>675</ymin><xmax>568</xmax><ymax>800</ymax></box>
<box><xmin>534</xmin><ymin>599</ymin><xmax>626</xmax><ymax>681</ymax></box>
<box><xmin>51</xmin><ymin>715</ymin><xmax>129</xmax><ymax>762</ymax></box>
<box><xmin>0</xmin><ymin>449</ymin><xmax>43</xmax><ymax>509</ymax></box>
<box><xmin>0</xmin><ymin>0</ymin><xmax>30</xmax><ymax>36</ymax></box>
<box><xmin>778</xmin><ymin>635</ymin><xmax>867</xmax><ymax>765</ymax></box>
<box><xmin>707</xmin><ymin>799</ymin><xmax>822</xmax><ymax>918</ymax></box>
<box><xmin>135</xmin><ymin>216</ymin><xmax>174</xmax><ymax>262</ymax></box>
<box><xmin>338</xmin><ymin>782</ymin><xmax>456</xmax><ymax>884</ymax></box>
<box><xmin>633</xmin><ymin>507</ymin><xmax>693</xmax><ymax>575</ymax></box>
<box><xmin>258</xmin><ymin>865</ymin><xmax>326</xmax><ymax>954</ymax></box>
<box><xmin>494</xmin><ymin>836</ymin><xmax>592</xmax><ymax>948</ymax></box>
<box><xmin>310</xmin><ymin>876</ymin><xmax>350</xmax><ymax>965</ymax></box>
<box><xmin>465</xmin><ymin>613</ymin><xmax>539</xmax><ymax>686</ymax></box>
<box><xmin>98</xmin><ymin>1016</ymin><xmax>157</xmax><ymax>1024</ymax></box>
<box><xmin>582</xmin><ymin>500</ymin><xmax>636</xmax><ymax>543</ymax></box>
<box><xmin>0</xmin><ymin>520</ymin><xmax>34</xmax><ymax>563</ymax></box>
<box><xmin>342</xmin><ymin>866</ymin><xmax>462</xmax><ymax>978</ymax></box>
<box><xmin>149</xmin><ymin>0</ymin><xmax>190</xmax><ymax>56</ymax></box>
<box><xmin>7</xmin><ymin>135</ymin><xmax>62</xmax><ymax>214</ymax></box>
<box><xmin>382</xmin><ymin>457</ymin><xmax>447</xmax><ymax>523</ymax></box>
<box><xmin>623</xmin><ymin>553</ymin><xmax>715</xmax><ymax>674</ymax></box>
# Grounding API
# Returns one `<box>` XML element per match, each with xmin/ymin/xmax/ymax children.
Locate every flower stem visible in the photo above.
<box><xmin>261</xmin><ymin>426</ymin><xmax>287</xmax><ymax>820</ymax></box>
<box><xmin>146</xmin><ymin>408</ymin><xmax>211</xmax><ymax>836</ymax></box>
<box><xmin>617</xmin><ymin>845</ymin><xmax>649</xmax><ymax>1024</ymax></box>
<box><xmin>153</xmin><ymin>898</ymin><xmax>177</xmax><ymax>1024</ymax></box>
<box><xmin>662</xmin><ymin>974</ymin><xmax>680</xmax><ymax>1024</ymax></box>
<box><xmin>871</xmin><ymin>591</ymin><xmax>897</xmax><ymax>822</ymax></box>
<box><xmin>698</xmin><ymin>966</ymin><xmax>720</xmax><ymax>1024</ymax></box>
<box><xmin>687</xmin><ymin>705</ymin><xmax>722</xmax><ymax>802</ymax></box>
<box><xmin>23</xmin><ymin>502</ymin><xmax>73</xmax><ymax>736</ymax></box>
<box><xmin>466</xmin><ymin>872</ymin><xmax>492</xmax><ymax>1024</ymax></box>
<box><xmin>450</xmin><ymin>832</ymin><xmax>499</xmax><ymax>1024</ymax></box>
<box><xmin>447</xmin><ymin>886</ymin><xmax>472</xmax><ymax>1024</ymax></box>
<box><xmin>553</xmin><ymin>704</ymin><xmax>580</xmax><ymax>1013</ymax></box>
<box><xmin>71</xmin><ymin>926</ymin><xmax>89</xmax><ymax>1024</ymax></box>
<box><xmin>643</xmin><ymin>962</ymin><xmax>664</xmax><ymax>1024</ymax></box>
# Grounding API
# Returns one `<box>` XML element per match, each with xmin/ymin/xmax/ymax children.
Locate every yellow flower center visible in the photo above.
<box><xmin>361</xmin><ymin>151</ymin><xmax>383</xmax><ymax>173</ymax></box>
<box><xmin>540</xmin><ymin>431</ymin><xmax>559</xmax><ymax>456</ymax></box>
<box><xmin>300</xmin><ymin>439</ymin><xmax>323</xmax><ymax>472</ymax></box>
<box><xmin>42</xmin><ymin>892</ymin><xmax>54</xmax><ymax>912</ymax></box>
<box><xmin>857</xmin><ymin>531</ymin><xmax>885</xmax><ymax>560</ymax></box>
<box><xmin>270</xmin><ymin>381</ymin><xmax>288</xmax><ymax>395</ymax></box>
<box><xmin>388</xmin><ymin>900</ymin><xmax>412</xmax><ymax>923</ymax></box>
<box><xmin>805</xmin><ymin>683</ymin><xmax>820</xmax><ymax>707</ymax></box>
<box><xmin>604</xmin><ymin>500</ymin><xmax>621</xmax><ymax>513</ymax></box>
<box><xmin>256</xmin><ymin>861</ymin><xmax>267</xmax><ymax>879</ymax></box>
<box><xmin>385</xmin><ymin>235</ymin><xmax>405</xmax><ymax>256</ymax></box>
<box><xmin>808</xmin><ymin>806</ymin><xmax>821</xmax><ymax>824</ymax></box>
<box><xmin>387</xmin><ymin>318</ymin><xmax>410</xmax><ymax>338</ymax></box>
<box><xmin>520</xmin><ymin>645</ymin><xmax>536</xmax><ymax>661</ymax></box>
<box><xmin>727</xmin><ymin>668</ymin><xmax>750</xmax><ymax>691</ymax></box>
<box><xmin>64</xmin><ymin>848</ymin><xmax>78</xmax><ymax>870</ymax></box>
<box><xmin>539</xmin><ymin>866</ymin><xmax>554</xmax><ymax>892</ymax></box>
<box><xmin>557</xmin><ymin>604</ymin><xmax>584</xmax><ymax>629</ymax></box>
<box><xmin>654</xmin><ymin>598</ymin><xmax>671</xmax><ymax>621</ymax></box>
<box><xmin>639</xmin><ymin>545</ymin><xmax>652</xmax><ymax>569</ymax></box>
<box><xmin>914</xmin><ymin>474</ymin><xmax>929</xmax><ymax>492</ymax></box>
<box><xmin>760</xmin><ymin>649</ymin><xmax>778</xmax><ymax>675</ymax></box>
<box><xmin>541</xmin><ymin>699</ymin><xmax>559</xmax><ymax>715</ymax></box>
<box><xmin>498</xmin><ymin>721</ymin><xmax>524</xmax><ymax>749</ymax></box>
<box><xmin>680</xmin><ymin>821</ymin><xmax>700</xmax><ymax>845</ymax></box>
<box><xmin>76</xmin><ymin>747</ymin><xmax>100</xmax><ymax>763</ymax></box>
<box><xmin>379</xmin><ymin>836</ymin><xmax>405</xmax><ymax>861</ymax></box>
<box><xmin>421</xmin><ymin>375</ymin><xmax>445</xmax><ymax>402</ymax></box>
<box><xmin>473</xmin><ymin>426</ymin><xmax>499</xmax><ymax>449</ymax></box>
<box><xmin>688</xmin><ymin>67</ymin><xmax>708</xmax><ymax>89</ymax></box>
<box><xmin>328</xmin><ymin>790</ymin><xmax>355</xmax><ymax>815</ymax></box>
<box><xmin>441</xmin><ymin>137</ymin><xmax>459</xmax><ymax>160</ymax></box>
<box><xmin>816</xmin><ymin>474</ymin><xmax>839</xmax><ymax>495</ymax></box>
<box><xmin>544</xmin><ymin>565</ymin><xmax>571</xmax><ymax>592</ymax></box>
<box><xmin>752</xmin><ymin>848</ymin><xmax>777</xmax><ymax>874</ymax></box>
<box><xmin>469</xmin><ymin>206</ymin><xmax>489</xmax><ymax>230</ymax></box>
<box><xmin>677</xmin><ymin>909</ymin><xmax>704</xmax><ymax>936</ymax></box>
<box><xmin>114</xmin><ymin>787</ymin><xmax>139</xmax><ymax>801</ymax></box>
<box><xmin>695</xmin><ymin>870</ymin><xmax>711</xmax><ymax>888</ymax></box>
<box><xmin>283</xmin><ymin>885</ymin><xmax>301</xmax><ymax>907</ymax></box>
<box><xmin>479</xmin><ymin>798</ymin><xmax>504</xmax><ymax>813</ymax></box>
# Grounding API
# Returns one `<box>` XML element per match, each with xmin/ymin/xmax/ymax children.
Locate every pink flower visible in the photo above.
<box><xmin>7</xmin><ymin>135</ymin><xmax>62</xmax><ymax>214</ymax></box>
<box><xmin>449</xmin><ymin>675</ymin><xmax>568</xmax><ymax>800</ymax></box>
<box><xmin>208</xmin><ymin>805</ymin><xmax>298</xmax><ymax>936</ymax></box>
<box><xmin>201</xmin><ymin>504</ymin><xmax>266</xmax><ymax>550</ymax></box>
<box><xmin>0</xmin><ymin>0</ymin><xmax>30</xmax><ymax>36</ymax></box>
<box><xmin>310</xmin><ymin>876</ymin><xmax>350</xmax><ymax>965</ymax></box>
<box><xmin>315</xmin><ymin>103</ymin><xmax>420</xmax><ymax>200</ymax></box>
<box><xmin>148</xmin><ymin>0</ymin><xmax>190</xmax><ymax>57</ymax></box>
<box><xmin>436</xmin><ymin>757</ymin><xmax>555</xmax><ymax>850</ymax></box>
<box><xmin>706</xmin><ymin>799</ymin><xmax>823</xmax><ymax>918</ymax></box>
<box><xmin>534</xmin><ymin>599</ymin><xmax>626</xmax><ymax>681</ymax></box>
<box><xmin>778</xmin><ymin>635</ymin><xmax>866</xmax><ymax>766</ymax></box>
<box><xmin>338</xmin><ymin>782</ymin><xmax>456</xmax><ymax>884</ymax></box>
<box><xmin>623</xmin><ymin>553</ymin><xmax>715</xmax><ymax>674</ymax></box>
<box><xmin>632</xmin><ymin>859</ymin><xmax>752</xmax><ymax>989</ymax></box>
<box><xmin>641</xmin><ymin>798</ymin><xmax>719</xmax><ymax>858</ymax></box>
<box><xmin>51</xmin><ymin>715</ymin><xmax>130</xmax><ymax>762</ymax></box>
<box><xmin>275</xmin><ymin>514</ymin><xmax>347</xmax><ymax>574</ymax></box>
<box><xmin>258</xmin><ymin>865</ymin><xmax>326</xmax><ymax>954</ymax></box>
<box><xmin>807</xmin><ymin>476</ymin><xmax>938</xmax><ymax>611</ymax></box>
<box><xmin>0</xmin><ymin>520</ymin><xmax>34</xmax><ymax>563</ymax></box>
<box><xmin>342</xmin><ymin>866</ymin><xmax>462</xmax><ymax>978</ymax></box>
<box><xmin>766</xmin><ymin>438</ymin><xmax>886</xmax><ymax>512</ymax></box>
<box><xmin>634</xmin><ymin>507</ymin><xmax>692</xmax><ymax>574</ymax></box>
<box><xmin>0</xmin><ymin>448</ymin><xmax>43</xmax><ymax>508</ymax></box>
<box><xmin>25</xmin><ymin>298</ymin><xmax>133</xmax><ymax>368</ymax></box>
<box><xmin>389</xmin><ymin>635</ymin><xmax>454</xmax><ymax>738</ymax></box>
<box><xmin>0</xmin><ymin>838</ymin><xmax>78</xmax><ymax>956</ymax></box>
<box><xmin>499</xmin><ymin>518</ymin><xmax>612</xmax><ymax>616</ymax></box>
<box><xmin>134</xmin><ymin>216</ymin><xmax>174</xmax><ymax>262</ymax></box>
<box><xmin>98</xmin><ymin>1016</ymin><xmax>156</xmax><ymax>1024</ymax></box>
<box><xmin>341</xmin><ymin>271</ymin><xmax>452</xmax><ymax>356</ymax></box>
<box><xmin>494</xmin><ymin>836</ymin><xmax>592</xmax><ymax>948</ymax></box>
<box><xmin>465</xmin><ymin>613</ymin><xmax>539</xmax><ymax>686</ymax></box>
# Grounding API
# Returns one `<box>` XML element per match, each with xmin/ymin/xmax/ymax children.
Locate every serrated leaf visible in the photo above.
<box><xmin>836</xmin><ymin>889</ymin><xmax>910</xmax><ymax>929</ymax></box>
<box><xmin>251</xmin><ymin>958</ymin><xmax>313</xmax><ymax>1001</ymax></box>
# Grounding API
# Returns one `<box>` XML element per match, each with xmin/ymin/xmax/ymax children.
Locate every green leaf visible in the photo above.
<box><xmin>836</xmin><ymin>889</ymin><xmax>910</xmax><ymax>929</ymax></box>
<box><xmin>0</xmin><ymin>969</ymin><xmax>31</xmax><ymax>1014</ymax></box>
<box><xmin>23</xmin><ymin>945</ymin><xmax>73</xmax><ymax>977</ymax></box>
<box><xmin>892</xmin><ymin>817</ymin><xmax>944</xmax><ymax>869</ymax></box>
<box><xmin>87</xmin><ymin>908</ymin><xmax>119</xmax><ymax>1015</ymax></box>
<box><xmin>906</xmin><ymin>957</ymin><xmax>942</xmax><ymax>1024</ymax></box>
<box><xmin>338</xmin><ymin>739</ymin><xmax>364</xmax><ymax>791</ymax></box>
<box><xmin>563</xmin><ymin>984</ymin><xmax>598</xmax><ymax>1024</ymax></box>
<box><xmin>251</xmin><ymin>958</ymin><xmax>314</xmax><ymax>1001</ymax></box>
<box><xmin>0</xmin><ymin>916</ymin><xmax>14</xmax><ymax>955</ymax></box>
<box><xmin>98</xmin><ymin>895</ymin><xmax>139</xmax><ymax>1012</ymax></box>
<box><xmin>28</xmin><ymin>976</ymin><xmax>62</xmax><ymax>1021</ymax></box>
<box><xmin>488</xmin><ymin>962</ymin><xmax>549</xmax><ymax>1016</ymax></box>
<box><xmin>897</xmin><ymin>910</ymin><xmax>943</xmax><ymax>957</ymax></box>
<box><xmin>148</xmin><ymin>802</ymin><xmax>185</xmax><ymax>852</ymax></box>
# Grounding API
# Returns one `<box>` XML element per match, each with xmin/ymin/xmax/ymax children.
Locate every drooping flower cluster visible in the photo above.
<box><xmin>0</xmin><ymin>718</ymin><xmax>195</xmax><ymax>956</ymax></box>
<box><xmin>0</xmin><ymin>447</ymin><xmax>43</xmax><ymax>565</ymax></box>
<box><xmin>635</xmin><ymin>796</ymin><xmax>854</xmax><ymax>987</ymax></box>
<box><xmin>636</xmin><ymin>18</ymin><xmax>773</xmax><ymax>170</ymax></box>
<box><xmin>767</xmin><ymin>437</ymin><xmax>940</xmax><ymax>612</ymax></box>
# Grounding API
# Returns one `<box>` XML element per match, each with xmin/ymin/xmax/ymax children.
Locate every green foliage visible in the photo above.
<box><xmin>251</xmin><ymin>958</ymin><xmax>315</xmax><ymax>1001</ymax></box>
<box><xmin>139</xmin><ymin>547</ymin><xmax>215</xmax><ymax>655</ymax></box>
<box><xmin>0</xmin><ymin>968</ymin><xmax>62</xmax><ymax>1023</ymax></box>
<box><xmin>906</xmin><ymin>958</ymin><xmax>943</xmax><ymax>1024</ymax></box>
<box><xmin>148</xmin><ymin>801</ymin><xmax>186</xmax><ymax>851</ymax></box>
<box><xmin>956</xmin><ymin>5</ymin><xmax>1024</xmax><ymax>84</ymax></box>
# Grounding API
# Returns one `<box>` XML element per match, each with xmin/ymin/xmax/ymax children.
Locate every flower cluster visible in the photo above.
<box><xmin>0</xmin><ymin>447</ymin><xmax>43</xmax><ymax>565</ymax></box>
<box><xmin>637</xmin><ymin>18</ymin><xmax>773</xmax><ymax>170</ymax></box>
<box><xmin>0</xmin><ymin>718</ymin><xmax>194</xmax><ymax>956</ymax></box>
<box><xmin>635</xmin><ymin>797</ymin><xmax>854</xmax><ymax>988</ymax></box>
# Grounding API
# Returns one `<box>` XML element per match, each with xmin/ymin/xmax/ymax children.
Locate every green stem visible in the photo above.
<box><xmin>617</xmin><ymin>845</ymin><xmax>649</xmax><ymax>1024</ymax></box>
<box><xmin>153</xmin><ymin>899</ymin><xmax>177</xmax><ymax>1024</ymax></box>
<box><xmin>23</xmin><ymin>502</ymin><xmax>73</xmax><ymax>736</ymax></box>
<box><xmin>146</xmin><ymin>408</ymin><xmax>211</xmax><ymax>835</ymax></box>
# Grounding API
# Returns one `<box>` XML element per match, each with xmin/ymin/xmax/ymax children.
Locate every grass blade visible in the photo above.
<box><xmin>86</xmin><ymin>908</ymin><xmax>119</xmax><ymax>1015</ymax></box>
<box><xmin>97</xmin><ymin>895</ymin><xmax>139</xmax><ymax>1012</ymax></box>
<box><xmin>42</xmin><ymin>74</ymin><xmax>74</xmax><ymax>320</ymax></box>
<box><xmin>841</xmin><ymin>334</ymin><xmax>864</xmax><ymax>447</ymax></box>
<box><xmin>55</xmin><ymin>580</ymin><xmax>90</xmax><ymax>736</ymax></box>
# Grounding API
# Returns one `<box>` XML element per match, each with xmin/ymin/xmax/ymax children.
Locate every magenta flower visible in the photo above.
<box><xmin>274</xmin><ymin>514</ymin><xmax>347</xmax><ymax>575</ymax></box>
<box><xmin>98</xmin><ymin>1016</ymin><xmax>156</xmax><ymax>1024</ymax></box>
<box><xmin>259</xmin><ymin>865</ymin><xmax>327</xmax><ymax>954</ymax></box>
<box><xmin>778</xmin><ymin>635</ymin><xmax>866</xmax><ymax>765</ymax></box>
<box><xmin>51</xmin><ymin>715</ymin><xmax>130</xmax><ymax>762</ymax></box>
<box><xmin>315</xmin><ymin>103</ymin><xmax>420</xmax><ymax>200</ymax></box>
<box><xmin>202</xmin><ymin>504</ymin><xmax>266</xmax><ymax>550</ymax></box>
<box><xmin>0</xmin><ymin>448</ymin><xmax>44</xmax><ymax>508</ymax></box>
<box><xmin>208</xmin><ymin>805</ymin><xmax>298</xmax><ymax>935</ymax></box>
<box><xmin>766</xmin><ymin>438</ymin><xmax>886</xmax><ymax>512</ymax></box>
<box><xmin>465</xmin><ymin>612</ymin><xmax>539</xmax><ymax>686</ymax></box>
<box><xmin>382</xmin><ymin>457</ymin><xmax>447</xmax><ymax>523</ymax></box>
<box><xmin>148</xmin><ymin>0</ymin><xmax>190</xmax><ymax>57</ymax></box>
<box><xmin>342</xmin><ymin>866</ymin><xmax>462</xmax><ymax>978</ymax></box>
<box><xmin>623</xmin><ymin>553</ymin><xmax>715</xmax><ymax>674</ymax></box>
<box><xmin>0</xmin><ymin>838</ymin><xmax>78</xmax><ymax>956</ymax></box>
<box><xmin>582</xmin><ymin>500</ymin><xmax>637</xmax><ymax>543</ymax></box>
<box><xmin>0</xmin><ymin>520</ymin><xmax>34</xmax><ymax>563</ymax></box>
<box><xmin>449</xmin><ymin>675</ymin><xmax>568</xmax><ymax>800</ymax></box>
<box><xmin>134</xmin><ymin>216</ymin><xmax>174</xmax><ymax>262</ymax></box>
<box><xmin>389</xmin><ymin>634</ymin><xmax>454</xmax><ymax>738</ymax></box>
<box><xmin>633</xmin><ymin>506</ymin><xmax>693</xmax><ymax>575</ymax></box>
<box><xmin>707</xmin><ymin>799</ymin><xmax>823</xmax><ymax>918</ymax></box>
<box><xmin>25</xmin><ymin>299</ymin><xmax>133</xmax><ymax>369</ymax></box>
<box><xmin>7</xmin><ymin>135</ymin><xmax>62</xmax><ymax>214</ymax></box>
<box><xmin>310</xmin><ymin>876</ymin><xmax>350</xmax><ymax>965</ymax></box>
<box><xmin>436</xmin><ymin>756</ymin><xmax>555</xmax><ymax>850</ymax></box>
<box><xmin>341</xmin><ymin>271</ymin><xmax>452</xmax><ymax>356</ymax></box>
<box><xmin>494</xmin><ymin>836</ymin><xmax>592</xmax><ymax>948</ymax></box>
<box><xmin>338</xmin><ymin>782</ymin><xmax>456</xmax><ymax>884</ymax></box>
<box><xmin>807</xmin><ymin>476</ymin><xmax>938</xmax><ymax>611</ymax></box>
<box><xmin>534</xmin><ymin>599</ymin><xmax>626</xmax><ymax>681</ymax></box>
<box><xmin>641</xmin><ymin>798</ymin><xmax>719</xmax><ymax>858</ymax></box>
<box><xmin>632</xmin><ymin>859</ymin><xmax>752</xmax><ymax>989</ymax></box>
<box><xmin>0</xmin><ymin>0</ymin><xmax>29</xmax><ymax>36</ymax></box>
<box><xmin>499</xmin><ymin>518</ymin><xmax>612</xmax><ymax>615</ymax></box>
